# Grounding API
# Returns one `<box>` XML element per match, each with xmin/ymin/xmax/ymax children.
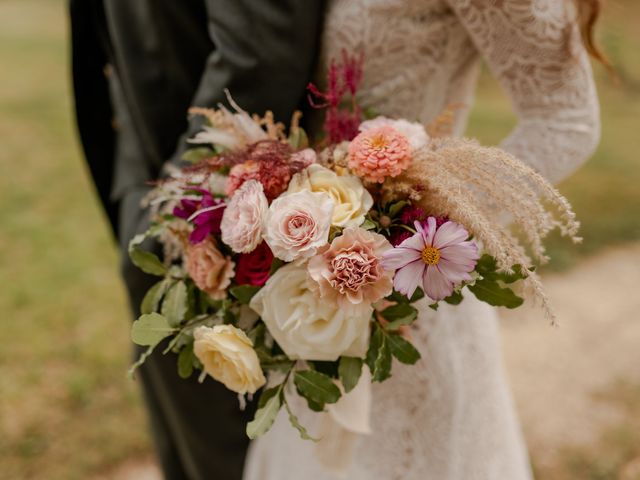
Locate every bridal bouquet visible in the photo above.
<box><xmin>128</xmin><ymin>54</ymin><xmax>579</xmax><ymax>440</ymax></box>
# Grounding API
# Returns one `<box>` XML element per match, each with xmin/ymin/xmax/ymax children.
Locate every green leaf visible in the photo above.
<box><xmin>284</xmin><ymin>398</ymin><xmax>319</xmax><ymax>441</ymax></box>
<box><xmin>381</xmin><ymin>303</ymin><xmax>417</xmax><ymax>321</ymax></box>
<box><xmin>475</xmin><ymin>255</ymin><xmax>528</xmax><ymax>284</ymax></box>
<box><xmin>468</xmin><ymin>278</ymin><xmax>524</xmax><ymax>309</ymax></box>
<box><xmin>443</xmin><ymin>290</ymin><xmax>463</xmax><ymax>305</ymax></box>
<box><xmin>365</xmin><ymin>324</ymin><xmax>383</xmax><ymax>373</ymax></box>
<box><xmin>387</xmin><ymin>200</ymin><xmax>409</xmax><ymax>218</ymax></box>
<box><xmin>372</xmin><ymin>333</ymin><xmax>392</xmax><ymax>382</ymax></box>
<box><xmin>338</xmin><ymin>357</ymin><xmax>363</xmax><ymax>393</ymax></box>
<box><xmin>409</xmin><ymin>287</ymin><xmax>425</xmax><ymax>303</ymax></box>
<box><xmin>310</xmin><ymin>361</ymin><xmax>339</xmax><ymax>379</ymax></box>
<box><xmin>131</xmin><ymin>313</ymin><xmax>175</xmax><ymax>347</ymax></box>
<box><xmin>230</xmin><ymin>285</ymin><xmax>261</xmax><ymax>305</ymax></box>
<box><xmin>288</xmin><ymin>127</ymin><xmax>309</xmax><ymax>150</ymax></box>
<box><xmin>381</xmin><ymin>304</ymin><xmax>418</xmax><ymax>330</ymax></box>
<box><xmin>269</xmin><ymin>258</ymin><xmax>285</xmax><ymax>275</ymax></box>
<box><xmin>141</xmin><ymin>279</ymin><xmax>172</xmax><ymax>314</ymax></box>
<box><xmin>181</xmin><ymin>147</ymin><xmax>215</xmax><ymax>164</ymax></box>
<box><xmin>495</xmin><ymin>264</ymin><xmax>528</xmax><ymax>284</ymax></box>
<box><xmin>247</xmin><ymin>390</ymin><xmax>282</xmax><ymax>439</ymax></box>
<box><xmin>294</xmin><ymin>370</ymin><xmax>341</xmax><ymax>405</ymax></box>
<box><xmin>177</xmin><ymin>344</ymin><xmax>194</xmax><ymax>379</ymax></box>
<box><xmin>129</xmin><ymin>246</ymin><xmax>167</xmax><ymax>276</ymax></box>
<box><xmin>161</xmin><ymin>281</ymin><xmax>188</xmax><ymax>327</ymax></box>
<box><xmin>360</xmin><ymin>219</ymin><xmax>377</xmax><ymax>231</ymax></box>
<box><xmin>386</xmin><ymin>334</ymin><xmax>421</xmax><ymax>365</ymax></box>
<box><xmin>257</xmin><ymin>386</ymin><xmax>280</xmax><ymax>409</ymax></box>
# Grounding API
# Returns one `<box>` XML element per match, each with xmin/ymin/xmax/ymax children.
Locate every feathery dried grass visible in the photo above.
<box><xmin>390</xmin><ymin>137</ymin><xmax>581</xmax><ymax>323</ymax></box>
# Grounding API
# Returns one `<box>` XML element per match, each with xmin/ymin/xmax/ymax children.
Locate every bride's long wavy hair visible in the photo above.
<box><xmin>575</xmin><ymin>0</ymin><xmax>610</xmax><ymax>67</ymax></box>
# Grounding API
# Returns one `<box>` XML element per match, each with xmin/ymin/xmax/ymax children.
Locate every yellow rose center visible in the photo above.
<box><xmin>421</xmin><ymin>246</ymin><xmax>441</xmax><ymax>265</ymax></box>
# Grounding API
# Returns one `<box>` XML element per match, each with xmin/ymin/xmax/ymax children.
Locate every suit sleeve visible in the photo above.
<box><xmin>166</xmin><ymin>0</ymin><xmax>325</xmax><ymax>169</ymax></box>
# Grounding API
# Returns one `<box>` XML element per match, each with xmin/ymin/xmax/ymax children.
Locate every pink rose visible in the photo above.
<box><xmin>308</xmin><ymin>227</ymin><xmax>394</xmax><ymax>306</ymax></box>
<box><xmin>221</xmin><ymin>180</ymin><xmax>268</xmax><ymax>253</ymax></box>
<box><xmin>263</xmin><ymin>190</ymin><xmax>334</xmax><ymax>262</ymax></box>
<box><xmin>235</xmin><ymin>242</ymin><xmax>274</xmax><ymax>286</ymax></box>
<box><xmin>186</xmin><ymin>238</ymin><xmax>235</xmax><ymax>300</ymax></box>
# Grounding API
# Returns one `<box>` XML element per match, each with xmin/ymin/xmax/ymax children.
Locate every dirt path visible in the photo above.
<box><xmin>501</xmin><ymin>243</ymin><xmax>640</xmax><ymax>468</ymax></box>
<box><xmin>112</xmin><ymin>243</ymin><xmax>640</xmax><ymax>479</ymax></box>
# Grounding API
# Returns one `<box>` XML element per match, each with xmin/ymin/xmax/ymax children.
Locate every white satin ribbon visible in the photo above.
<box><xmin>314</xmin><ymin>368</ymin><xmax>372</xmax><ymax>475</ymax></box>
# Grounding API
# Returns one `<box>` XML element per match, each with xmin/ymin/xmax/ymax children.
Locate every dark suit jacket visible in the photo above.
<box><xmin>70</xmin><ymin>0</ymin><xmax>325</xmax><ymax>241</ymax></box>
<box><xmin>68</xmin><ymin>3</ymin><xmax>325</xmax><ymax>478</ymax></box>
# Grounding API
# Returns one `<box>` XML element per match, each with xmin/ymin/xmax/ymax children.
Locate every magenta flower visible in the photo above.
<box><xmin>381</xmin><ymin>217</ymin><xmax>479</xmax><ymax>301</ymax></box>
<box><xmin>173</xmin><ymin>188</ymin><xmax>226</xmax><ymax>244</ymax></box>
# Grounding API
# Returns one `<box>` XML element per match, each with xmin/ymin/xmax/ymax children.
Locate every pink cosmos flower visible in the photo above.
<box><xmin>348</xmin><ymin>126</ymin><xmax>412</xmax><ymax>183</ymax></box>
<box><xmin>381</xmin><ymin>217</ymin><xmax>479</xmax><ymax>301</ymax></box>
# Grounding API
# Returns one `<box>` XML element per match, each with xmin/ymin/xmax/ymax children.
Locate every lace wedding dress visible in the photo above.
<box><xmin>244</xmin><ymin>1</ymin><xmax>599</xmax><ymax>479</ymax></box>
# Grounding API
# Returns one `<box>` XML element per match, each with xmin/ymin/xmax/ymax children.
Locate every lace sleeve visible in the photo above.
<box><xmin>447</xmin><ymin>0</ymin><xmax>600</xmax><ymax>184</ymax></box>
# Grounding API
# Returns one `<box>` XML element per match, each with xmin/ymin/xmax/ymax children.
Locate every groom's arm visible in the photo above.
<box><xmin>166</xmin><ymin>0</ymin><xmax>326</xmax><ymax>170</ymax></box>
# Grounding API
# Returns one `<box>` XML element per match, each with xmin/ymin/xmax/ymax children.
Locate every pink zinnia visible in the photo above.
<box><xmin>348</xmin><ymin>126</ymin><xmax>411</xmax><ymax>183</ymax></box>
<box><xmin>381</xmin><ymin>217</ymin><xmax>479</xmax><ymax>301</ymax></box>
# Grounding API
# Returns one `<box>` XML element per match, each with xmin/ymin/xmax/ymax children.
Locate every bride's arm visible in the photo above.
<box><xmin>446</xmin><ymin>0</ymin><xmax>601</xmax><ymax>184</ymax></box>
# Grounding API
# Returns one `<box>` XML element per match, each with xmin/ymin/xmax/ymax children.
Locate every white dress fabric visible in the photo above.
<box><xmin>244</xmin><ymin>1</ymin><xmax>600</xmax><ymax>479</ymax></box>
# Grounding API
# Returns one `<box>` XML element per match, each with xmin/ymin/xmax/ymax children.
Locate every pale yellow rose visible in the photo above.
<box><xmin>250</xmin><ymin>263</ymin><xmax>373</xmax><ymax>361</ymax></box>
<box><xmin>193</xmin><ymin>325</ymin><xmax>266</xmax><ymax>395</ymax></box>
<box><xmin>287</xmin><ymin>164</ymin><xmax>373</xmax><ymax>228</ymax></box>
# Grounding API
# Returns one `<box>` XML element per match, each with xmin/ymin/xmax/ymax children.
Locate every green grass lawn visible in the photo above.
<box><xmin>0</xmin><ymin>0</ymin><xmax>638</xmax><ymax>479</ymax></box>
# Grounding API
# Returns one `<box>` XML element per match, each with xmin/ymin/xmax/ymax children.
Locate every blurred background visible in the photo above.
<box><xmin>0</xmin><ymin>1</ymin><xmax>638</xmax><ymax>479</ymax></box>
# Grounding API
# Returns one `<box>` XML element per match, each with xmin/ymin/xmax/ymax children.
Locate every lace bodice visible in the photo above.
<box><xmin>244</xmin><ymin>1</ymin><xmax>600</xmax><ymax>479</ymax></box>
<box><xmin>321</xmin><ymin>0</ymin><xmax>600</xmax><ymax>184</ymax></box>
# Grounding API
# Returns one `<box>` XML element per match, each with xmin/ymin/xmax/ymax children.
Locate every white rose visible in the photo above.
<box><xmin>250</xmin><ymin>263</ymin><xmax>372</xmax><ymax>361</ymax></box>
<box><xmin>193</xmin><ymin>325</ymin><xmax>266</xmax><ymax>395</ymax></box>
<box><xmin>221</xmin><ymin>180</ymin><xmax>268</xmax><ymax>253</ymax></box>
<box><xmin>359</xmin><ymin>116</ymin><xmax>429</xmax><ymax>151</ymax></box>
<box><xmin>287</xmin><ymin>164</ymin><xmax>373</xmax><ymax>228</ymax></box>
<box><xmin>263</xmin><ymin>190</ymin><xmax>334</xmax><ymax>262</ymax></box>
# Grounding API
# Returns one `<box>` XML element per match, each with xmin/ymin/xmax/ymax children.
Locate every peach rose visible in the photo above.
<box><xmin>186</xmin><ymin>238</ymin><xmax>234</xmax><ymax>299</ymax></box>
<box><xmin>308</xmin><ymin>227</ymin><xmax>393</xmax><ymax>306</ymax></box>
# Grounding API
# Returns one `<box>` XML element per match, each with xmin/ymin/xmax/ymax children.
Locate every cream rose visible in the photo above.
<box><xmin>193</xmin><ymin>325</ymin><xmax>266</xmax><ymax>395</ymax></box>
<box><xmin>263</xmin><ymin>190</ymin><xmax>334</xmax><ymax>262</ymax></box>
<box><xmin>221</xmin><ymin>180</ymin><xmax>268</xmax><ymax>253</ymax></box>
<box><xmin>250</xmin><ymin>263</ymin><xmax>372</xmax><ymax>361</ymax></box>
<box><xmin>287</xmin><ymin>164</ymin><xmax>373</xmax><ymax>228</ymax></box>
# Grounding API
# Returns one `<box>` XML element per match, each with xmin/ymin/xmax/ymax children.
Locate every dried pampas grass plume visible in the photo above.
<box><xmin>390</xmin><ymin>137</ymin><xmax>581</xmax><ymax>323</ymax></box>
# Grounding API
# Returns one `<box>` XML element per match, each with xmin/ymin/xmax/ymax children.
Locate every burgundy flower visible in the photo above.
<box><xmin>307</xmin><ymin>50</ymin><xmax>364</xmax><ymax>144</ymax></box>
<box><xmin>399</xmin><ymin>205</ymin><xmax>428</xmax><ymax>225</ymax></box>
<box><xmin>234</xmin><ymin>242</ymin><xmax>274</xmax><ymax>286</ymax></box>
